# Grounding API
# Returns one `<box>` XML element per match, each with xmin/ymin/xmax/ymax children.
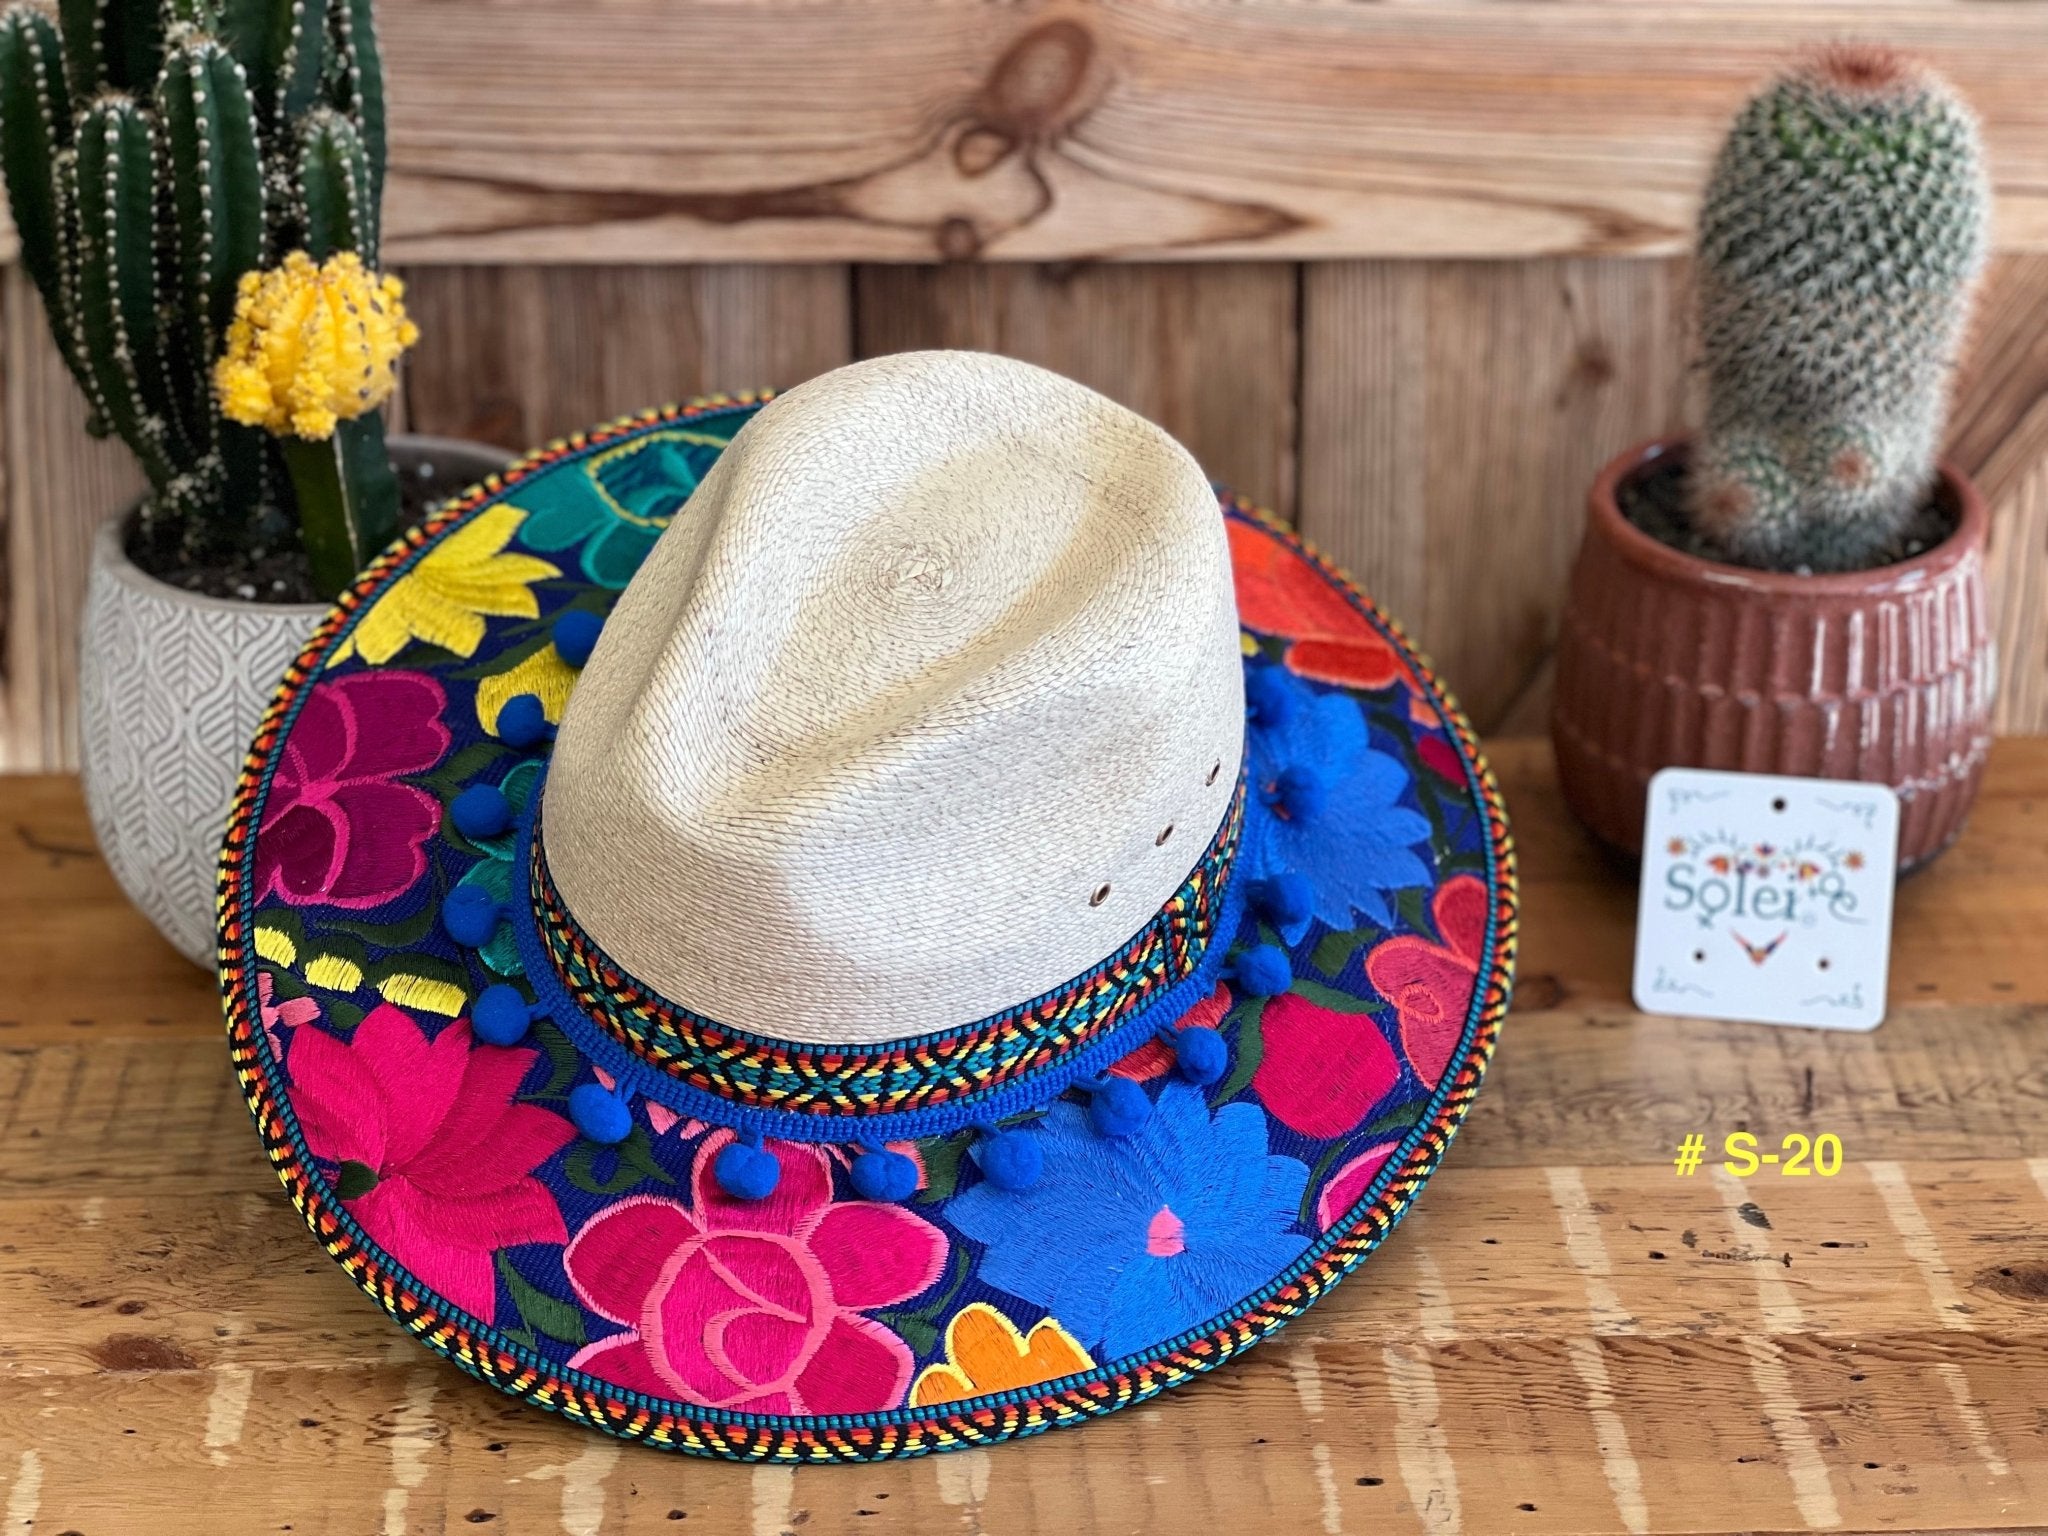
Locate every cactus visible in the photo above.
<box><xmin>1688</xmin><ymin>47</ymin><xmax>1990</xmax><ymax>573</ymax></box>
<box><xmin>0</xmin><ymin>0</ymin><xmax>406</xmax><ymax>594</ymax></box>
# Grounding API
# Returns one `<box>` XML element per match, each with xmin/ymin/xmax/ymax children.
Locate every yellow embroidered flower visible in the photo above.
<box><xmin>214</xmin><ymin>251</ymin><xmax>419</xmax><ymax>440</ymax></box>
<box><xmin>303</xmin><ymin>953</ymin><xmax>364</xmax><ymax>992</ymax></box>
<box><xmin>477</xmin><ymin>640</ymin><xmax>577</xmax><ymax>735</ymax></box>
<box><xmin>377</xmin><ymin>973</ymin><xmax>467</xmax><ymax>1017</ymax></box>
<box><xmin>254</xmin><ymin>925</ymin><xmax>298</xmax><ymax>968</ymax></box>
<box><xmin>333</xmin><ymin>505</ymin><xmax>560</xmax><ymax>665</ymax></box>
<box><xmin>909</xmin><ymin>1302</ymin><xmax>1094</xmax><ymax>1408</ymax></box>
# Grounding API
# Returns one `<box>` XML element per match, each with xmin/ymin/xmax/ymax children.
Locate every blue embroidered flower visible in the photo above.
<box><xmin>947</xmin><ymin>1081</ymin><xmax>1310</xmax><ymax>1360</ymax></box>
<box><xmin>1245</xmin><ymin>666</ymin><xmax>1431</xmax><ymax>928</ymax></box>
<box><xmin>515</xmin><ymin>424</ymin><xmax>750</xmax><ymax>587</ymax></box>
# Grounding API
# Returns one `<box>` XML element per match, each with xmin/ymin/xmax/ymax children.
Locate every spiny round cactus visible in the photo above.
<box><xmin>1689</xmin><ymin>46</ymin><xmax>1989</xmax><ymax>573</ymax></box>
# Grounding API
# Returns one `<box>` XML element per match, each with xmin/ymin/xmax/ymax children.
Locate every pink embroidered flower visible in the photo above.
<box><xmin>1315</xmin><ymin>1140</ymin><xmax>1400</xmax><ymax>1231</ymax></box>
<box><xmin>1416</xmin><ymin>732</ymin><xmax>1466</xmax><ymax>786</ymax></box>
<box><xmin>1252</xmin><ymin>992</ymin><xmax>1399</xmax><ymax>1140</ymax></box>
<box><xmin>258</xmin><ymin>970</ymin><xmax>320</xmax><ymax>1061</ymax></box>
<box><xmin>289</xmin><ymin>1004</ymin><xmax>575</xmax><ymax>1320</ymax></box>
<box><xmin>1365</xmin><ymin>875</ymin><xmax>1488</xmax><ymax>1089</ymax></box>
<box><xmin>563</xmin><ymin>1135</ymin><xmax>946</xmax><ymax>1414</ymax></box>
<box><xmin>257</xmin><ymin>671</ymin><xmax>450</xmax><ymax>908</ymax></box>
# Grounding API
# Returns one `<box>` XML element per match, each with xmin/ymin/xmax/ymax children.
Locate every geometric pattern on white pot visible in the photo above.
<box><xmin>78</xmin><ymin>515</ymin><xmax>324</xmax><ymax>967</ymax></box>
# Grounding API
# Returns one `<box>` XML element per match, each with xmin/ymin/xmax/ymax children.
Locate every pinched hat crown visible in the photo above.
<box><xmin>541</xmin><ymin>352</ymin><xmax>1244</xmax><ymax>1042</ymax></box>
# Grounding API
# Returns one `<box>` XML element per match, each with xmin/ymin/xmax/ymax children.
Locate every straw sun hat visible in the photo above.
<box><xmin>221</xmin><ymin>350</ymin><xmax>1515</xmax><ymax>1460</ymax></box>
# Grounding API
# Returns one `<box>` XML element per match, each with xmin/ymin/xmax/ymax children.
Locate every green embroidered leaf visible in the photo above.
<box><xmin>325</xmin><ymin>1000</ymin><xmax>366</xmax><ymax>1032</ymax></box>
<box><xmin>437</xmin><ymin>738</ymin><xmax>512</xmax><ymax>790</ymax></box>
<box><xmin>298</xmin><ymin>929</ymin><xmax>369</xmax><ymax>973</ymax></box>
<box><xmin>1394</xmin><ymin>884</ymin><xmax>1434</xmax><ymax>939</ymax></box>
<box><xmin>1298</xmin><ymin>1137</ymin><xmax>1354</xmax><ymax>1226</ymax></box>
<box><xmin>263</xmin><ymin>965</ymin><xmax>310</xmax><ymax>1002</ymax></box>
<box><xmin>914</xmin><ymin>1132</ymin><xmax>969</xmax><ymax>1206</ymax></box>
<box><xmin>501</xmin><ymin>1326</ymin><xmax>536</xmax><ymax>1353</ymax></box>
<box><xmin>1311</xmin><ymin>928</ymin><xmax>1362</xmax><ymax>978</ymax></box>
<box><xmin>495</xmin><ymin>1252</ymin><xmax>586</xmax><ymax>1345</ymax></box>
<box><xmin>449</xmin><ymin>630</ymin><xmax>550</xmax><ymax>682</ymax></box>
<box><xmin>321</xmin><ymin>905</ymin><xmax>440</xmax><ymax>948</ymax></box>
<box><xmin>334</xmin><ymin>1159</ymin><xmax>378</xmax><ymax>1199</ymax></box>
<box><xmin>565</xmin><ymin>1125</ymin><xmax>672</xmax><ymax>1196</ymax></box>
<box><xmin>1213</xmin><ymin>995</ymin><xmax>1267</xmax><ymax>1104</ymax></box>
<box><xmin>1289</xmin><ymin>978</ymin><xmax>1380</xmax><ymax>1016</ymax></box>
<box><xmin>877</xmin><ymin>1309</ymin><xmax>937</xmax><ymax>1360</ymax></box>
<box><xmin>528</xmin><ymin>1017</ymin><xmax>583</xmax><ymax>1101</ymax></box>
<box><xmin>257</xmin><ymin>907</ymin><xmax>306</xmax><ymax>946</ymax></box>
<box><xmin>1363</xmin><ymin>1100</ymin><xmax>1425</xmax><ymax>1142</ymax></box>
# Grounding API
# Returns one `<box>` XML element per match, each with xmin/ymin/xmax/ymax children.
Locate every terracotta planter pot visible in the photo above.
<box><xmin>1551</xmin><ymin>437</ymin><xmax>1994</xmax><ymax>872</ymax></box>
<box><xmin>78</xmin><ymin>435</ymin><xmax>509</xmax><ymax>968</ymax></box>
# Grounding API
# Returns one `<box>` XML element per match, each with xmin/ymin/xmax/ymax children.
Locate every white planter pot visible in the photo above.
<box><xmin>77</xmin><ymin>436</ymin><xmax>507</xmax><ymax>968</ymax></box>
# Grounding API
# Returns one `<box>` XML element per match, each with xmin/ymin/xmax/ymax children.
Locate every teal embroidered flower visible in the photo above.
<box><xmin>452</xmin><ymin>758</ymin><xmax>543</xmax><ymax>976</ymax></box>
<box><xmin>514</xmin><ymin>424</ymin><xmax>752</xmax><ymax>587</ymax></box>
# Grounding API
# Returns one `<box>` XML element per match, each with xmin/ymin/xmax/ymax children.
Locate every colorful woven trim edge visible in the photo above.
<box><xmin>527</xmin><ymin>770</ymin><xmax>1248</xmax><ymax>1116</ymax></box>
<box><xmin>215</xmin><ymin>413</ymin><xmax>1517</xmax><ymax>1463</ymax></box>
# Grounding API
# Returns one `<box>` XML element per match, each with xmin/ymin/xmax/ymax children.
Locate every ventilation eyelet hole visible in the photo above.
<box><xmin>1089</xmin><ymin>883</ymin><xmax>1111</xmax><ymax>907</ymax></box>
<box><xmin>1205</xmin><ymin>761</ymin><xmax>1221</xmax><ymax>786</ymax></box>
<box><xmin>1156</xmin><ymin>824</ymin><xmax>1174</xmax><ymax>847</ymax></box>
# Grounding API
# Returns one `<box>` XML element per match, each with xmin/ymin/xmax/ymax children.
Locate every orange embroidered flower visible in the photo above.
<box><xmin>909</xmin><ymin>1302</ymin><xmax>1094</xmax><ymax>1408</ymax></box>
<box><xmin>1227</xmin><ymin>520</ymin><xmax>1417</xmax><ymax>692</ymax></box>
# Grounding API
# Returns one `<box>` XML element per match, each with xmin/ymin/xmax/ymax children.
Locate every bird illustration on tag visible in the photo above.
<box><xmin>1732</xmin><ymin>930</ymin><xmax>1788</xmax><ymax>966</ymax></box>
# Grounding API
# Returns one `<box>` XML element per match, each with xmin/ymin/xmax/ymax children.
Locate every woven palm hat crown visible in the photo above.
<box><xmin>221</xmin><ymin>347</ymin><xmax>1515</xmax><ymax>1462</ymax></box>
<box><xmin>544</xmin><ymin>350</ymin><xmax>1245</xmax><ymax>1039</ymax></box>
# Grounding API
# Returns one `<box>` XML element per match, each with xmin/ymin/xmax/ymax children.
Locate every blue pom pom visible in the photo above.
<box><xmin>1086</xmin><ymin>1076</ymin><xmax>1151</xmax><ymax>1138</ymax></box>
<box><xmin>1253</xmin><ymin>871</ymin><xmax>1315</xmax><ymax>929</ymax></box>
<box><xmin>568</xmin><ymin>1083</ymin><xmax>632</xmax><ymax>1145</ymax></box>
<box><xmin>1173</xmin><ymin>1025</ymin><xmax>1229</xmax><ymax>1086</ymax></box>
<box><xmin>975</xmin><ymin>1128</ymin><xmax>1043</xmax><ymax>1192</ymax></box>
<box><xmin>1234</xmin><ymin>943</ymin><xmax>1293</xmax><ymax>997</ymax></box>
<box><xmin>714</xmin><ymin>1137</ymin><xmax>781</xmax><ymax>1201</ymax></box>
<box><xmin>497</xmin><ymin>693</ymin><xmax>551</xmax><ymax>749</ymax></box>
<box><xmin>553</xmin><ymin>609</ymin><xmax>604</xmax><ymax>668</ymax></box>
<box><xmin>448</xmin><ymin>783</ymin><xmax>512</xmax><ymax>840</ymax></box>
<box><xmin>442</xmin><ymin>884</ymin><xmax>501</xmax><ymax>947</ymax></box>
<box><xmin>849</xmin><ymin>1146</ymin><xmax>919</xmax><ymax>1202</ymax></box>
<box><xmin>1244</xmin><ymin>666</ymin><xmax>1295</xmax><ymax>729</ymax></box>
<box><xmin>471</xmin><ymin>984</ymin><xmax>533</xmax><ymax>1046</ymax></box>
<box><xmin>1271</xmin><ymin>764</ymin><xmax>1328</xmax><ymax>823</ymax></box>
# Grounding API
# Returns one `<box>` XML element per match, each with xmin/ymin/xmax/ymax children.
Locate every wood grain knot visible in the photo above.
<box><xmin>978</xmin><ymin>20</ymin><xmax>1100</xmax><ymax>141</ymax></box>
<box><xmin>89</xmin><ymin>1333</ymin><xmax>200</xmax><ymax>1373</ymax></box>
<box><xmin>1974</xmin><ymin>1262</ymin><xmax>2048</xmax><ymax>1302</ymax></box>
<box><xmin>1509</xmin><ymin>972</ymin><xmax>1567</xmax><ymax>1012</ymax></box>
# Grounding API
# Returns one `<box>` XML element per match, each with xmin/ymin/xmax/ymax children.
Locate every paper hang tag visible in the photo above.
<box><xmin>1632</xmin><ymin>767</ymin><xmax>1901</xmax><ymax>1031</ymax></box>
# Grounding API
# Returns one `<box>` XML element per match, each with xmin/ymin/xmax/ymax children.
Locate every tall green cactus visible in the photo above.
<box><xmin>0</xmin><ymin>0</ymin><xmax>397</xmax><ymax>592</ymax></box>
<box><xmin>1688</xmin><ymin>47</ymin><xmax>1990</xmax><ymax>573</ymax></box>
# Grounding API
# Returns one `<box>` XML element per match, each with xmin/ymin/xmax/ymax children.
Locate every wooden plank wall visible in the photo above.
<box><xmin>6</xmin><ymin>1</ymin><xmax>2048</xmax><ymax>769</ymax></box>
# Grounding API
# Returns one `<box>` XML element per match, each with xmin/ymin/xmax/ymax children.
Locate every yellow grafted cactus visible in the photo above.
<box><xmin>215</xmin><ymin>251</ymin><xmax>419</xmax><ymax>441</ymax></box>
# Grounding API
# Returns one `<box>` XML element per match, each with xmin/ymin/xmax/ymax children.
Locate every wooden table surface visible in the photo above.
<box><xmin>2</xmin><ymin>739</ymin><xmax>2045</xmax><ymax>1535</ymax></box>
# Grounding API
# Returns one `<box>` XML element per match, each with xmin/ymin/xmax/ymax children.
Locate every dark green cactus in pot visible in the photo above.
<box><xmin>0</xmin><ymin>0</ymin><xmax>413</xmax><ymax>598</ymax></box>
<box><xmin>1687</xmin><ymin>46</ymin><xmax>1990</xmax><ymax>574</ymax></box>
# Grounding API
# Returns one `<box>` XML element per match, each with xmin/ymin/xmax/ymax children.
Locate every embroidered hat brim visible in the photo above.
<box><xmin>220</xmin><ymin>396</ymin><xmax>1516</xmax><ymax>1461</ymax></box>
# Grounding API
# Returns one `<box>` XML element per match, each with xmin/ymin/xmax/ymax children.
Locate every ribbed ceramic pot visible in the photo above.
<box><xmin>78</xmin><ymin>436</ymin><xmax>508</xmax><ymax>967</ymax></box>
<box><xmin>1552</xmin><ymin>436</ymin><xmax>1994</xmax><ymax>873</ymax></box>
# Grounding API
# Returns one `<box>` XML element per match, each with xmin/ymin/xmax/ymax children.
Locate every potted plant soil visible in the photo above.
<box><xmin>0</xmin><ymin>0</ymin><xmax>503</xmax><ymax>963</ymax></box>
<box><xmin>1553</xmin><ymin>47</ymin><xmax>1996</xmax><ymax>871</ymax></box>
